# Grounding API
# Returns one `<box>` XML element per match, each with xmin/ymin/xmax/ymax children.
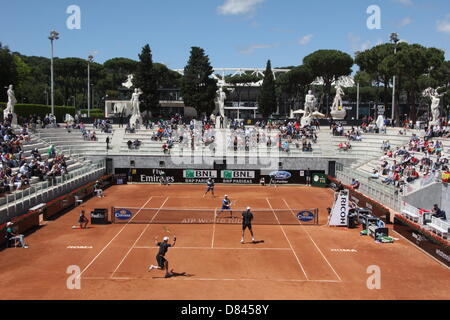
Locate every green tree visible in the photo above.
<box><xmin>303</xmin><ymin>50</ymin><xmax>353</xmax><ymax>114</ymax></box>
<box><xmin>383</xmin><ymin>44</ymin><xmax>445</xmax><ymax>122</ymax></box>
<box><xmin>181</xmin><ymin>47</ymin><xmax>217</xmax><ymax>116</ymax></box>
<box><xmin>134</xmin><ymin>44</ymin><xmax>160</xmax><ymax>115</ymax></box>
<box><xmin>277</xmin><ymin>65</ymin><xmax>314</xmax><ymax>108</ymax></box>
<box><xmin>0</xmin><ymin>44</ymin><xmax>18</xmax><ymax>101</ymax></box>
<box><xmin>103</xmin><ymin>57</ymin><xmax>138</xmax><ymax>91</ymax></box>
<box><xmin>154</xmin><ymin>63</ymin><xmax>182</xmax><ymax>89</ymax></box>
<box><xmin>258</xmin><ymin>60</ymin><xmax>277</xmax><ymax>117</ymax></box>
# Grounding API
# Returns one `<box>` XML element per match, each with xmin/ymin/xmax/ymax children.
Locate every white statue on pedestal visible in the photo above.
<box><xmin>330</xmin><ymin>85</ymin><xmax>346</xmax><ymax>120</ymax></box>
<box><xmin>129</xmin><ymin>88</ymin><xmax>143</xmax><ymax>128</ymax></box>
<box><xmin>214</xmin><ymin>86</ymin><xmax>226</xmax><ymax>118</ymax></box>
<box><xmin>304</xmin><ymin>90</ymin><xmax>316</xmax><ymax>118</ymax></box>
<box><xmin>423</xmin><ymin>87</ymin><xmax>443</xmax><ymax>125</ymax></box>
<box><xmin>299</xmin><ymin>90</ymin><xmax>325</xmax><ymax>126</ymax></box>
<box><xmin>376</xmin><ymin>115</ymin><xmax>386</xmax><ymax>131</ymax></box>
<box><xmin>214</xmin><ymin>85</ymin><xmax>228</xmax><ymax>128</ymax></box>
<box><xmin>4</xmin><ymin>85</ymin><xmax>17</xmax><ymax>125</ymax></box>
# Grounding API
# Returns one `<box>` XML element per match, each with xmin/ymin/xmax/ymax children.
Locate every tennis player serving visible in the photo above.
<box><xmin>148</xmin><ymin>235</ymin><xmax>177</xmax><ymax>278</ymax></box>
<box><xmin>241</xmin><ymin>207</ymin><xmax>255</xmax><ymax>244</ymax></box>
<box><xmin>217</xmin><ymin>194</ymin><xmax>233</xmax><ymax>217</ymax></box>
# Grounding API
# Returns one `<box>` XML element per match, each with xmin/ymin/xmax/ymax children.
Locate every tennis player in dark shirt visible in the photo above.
<box><xmin>148</xmin><ymin>235</ymin><xmax>177</xmax><ymax>277</ymax></box>
<box><xmin>241</xmin><ymin>207</ymin><xmax>255</xmax><ymax>244</ymax></box>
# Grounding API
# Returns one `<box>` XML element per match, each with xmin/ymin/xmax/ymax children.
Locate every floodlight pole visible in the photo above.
<box><xmin>390</xmin><ymin>33</ymin><xmax>399</xmax><ymax>124</ymax></box>
<box><xmin>87</xmin><ymin>55</ymin><xmax>94</xmax><ymax>118</ymax></box>
<box><xmin>49</xmin><ymin>30</ymin><xmax>59</xmax><ymax>116</ymax></box>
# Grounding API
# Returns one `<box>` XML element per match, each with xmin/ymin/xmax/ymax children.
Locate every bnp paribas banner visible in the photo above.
<box><xmin>221</xmin><ymin>170</ymin><xmax>256</xmax><ymax>184</ymax></box>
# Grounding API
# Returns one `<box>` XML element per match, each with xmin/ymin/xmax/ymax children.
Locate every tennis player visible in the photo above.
<box><xmin>241</xmin><ymin>207</ymin><xmax>255</xmax><ymax>244</ymax></box>
<box><xmin>203</xmin><ymin>178</ymin><xmax>215</xmax><ymax>198</ymax></box>
<box><xmin>217</xmin><ymin>195</ymin><xmax>233</xmax><ymax>217</ymax></box>
<box><xmin>78</xmin><ymin>210</ymin><xmax>89</xmax><ymax>229</ymax></box>
<box><xmin>160</xmin><ymin>170</ymin><xmax>170</xmax><ymax>186</ymax></box>
<box><xmin>269</xmin><ymin>173</ymin><xmax>277</xmax><ymax>188</ymax></box>
<box><xmin>148</xmin><ymin>235</ymin><xmax>177</xmax><ymax>278</ymax></box>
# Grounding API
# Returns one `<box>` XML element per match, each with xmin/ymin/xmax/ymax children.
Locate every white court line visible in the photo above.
<box><xmin>110</xmin><ymin>197</ymin><xmax>170</xmax><ymax>278</ymax></box>
<box><xmin>134</xmin><ymin>246</ymin><xmax>291</xmax><ymax>251</ymax></box>
<box><xmin>283</xmin><ymin>198</ymin><xmax>342</xmax><ymax>282</ymax></box>
<box><xmin>83</xmin><ymin>276</ymin><xmax>341</xmax><ymax>283</ymax></box>
<box><xmin>211</xmin><ymin>208</ymin><xmax>217</xmax><ymax>248</ymax></box>
<box><xmin>77</xmin><ymin>196</ymin><xmax>154</xmax><ymax>279</ymax></box>
<box><xmin>266</xmin><ymin>198</ymin><xmax>309</xmax><ymax>280</ymax></box>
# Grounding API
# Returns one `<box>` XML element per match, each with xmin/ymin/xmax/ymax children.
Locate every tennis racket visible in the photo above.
<box><xmin>163</xmin><ymin>226</ymin><xmax>172</xmax><ymax>234</ymax></box>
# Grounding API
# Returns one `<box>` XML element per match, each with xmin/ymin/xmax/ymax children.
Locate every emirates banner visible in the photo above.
<box><xmin>329</xmin><ymin>190</ymin><xmax>350</xmax><ymax>227</ymax></box>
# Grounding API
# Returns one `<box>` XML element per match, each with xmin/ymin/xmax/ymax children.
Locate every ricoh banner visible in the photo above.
<box><xmin>329</xmin><ymin>190</ymin><xmax>350</xmax><ymax>227</ymax></box>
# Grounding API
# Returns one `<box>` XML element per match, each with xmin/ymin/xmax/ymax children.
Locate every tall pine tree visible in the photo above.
<box><xmin>133</xmin><ymin>44</ymin><xmax>159</xmax><ymax>114</ymax></box>
<box><xmin>258</xmin><ymin>60</ymin><xmax>277</xmax><ymax>117</ymax></box>
<box><xmin>181</xmin><ymin>47</ymin><xmax>217</xmax><ymax>116</ymax></box>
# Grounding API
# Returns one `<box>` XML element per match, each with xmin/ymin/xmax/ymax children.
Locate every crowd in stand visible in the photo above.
<box><xmin>0</xmin><ymin>118</ymin><xmax>68</xmax><ymax>195</ymax></box>
<box><xmin>227</xmin><ymin>120</ymin><xmax>318</xmax><ymax>153</ymax></box>
<box><xmin>373</xmin><ymin>131</ymin><xmax>450</xmax><ymax>191</ymax></box>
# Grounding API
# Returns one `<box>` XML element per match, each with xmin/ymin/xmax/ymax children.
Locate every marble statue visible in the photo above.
<box><xmin>423</xmin><ymin>87</ymin><xmax>444</xmax><ymax>125</ymax></box>
<box><xmin>214</xmin><ymin>85</ymin><xmax>228</xmax><ymax>128</ymax></box>
<box><xmin>304</xmin><ymin>90</ymin><xmax>316</xmax><ymax>118</ymax></box>
<box><xmin>330</xmin><ymin>85</ymin><xmax>346</xmax><ymax>120</ymax></box>
<box><xmin>216</xmin><ymin>86</ymin><xmax>226</xmax><ymax>118</ymax></box>
<box><xmin>129</xmin><ymin>88</ymin><xmax>143</xmax><ymax>128</ymax></box>
<box><xmin>4</xmin><ymin>85</ymin><xmax>17</xmax><ymax>125</ymax></box>
<box><xmin>122</xmin><ymin>74</ymin><xmax>134</xmax><ymax>89</ymax></box>
<box><xmin>65</xmin><ymin>114</ymin><xmax>75</xmax><ymax>123</ymax></box>
<box><xmin>292</xmin><ymin>90</ymin><xmax>325</xmax><ymax>126</ymax></box>
<box><xmin>376</xmin><ymin>115</ymin><xmax>386</xmax><ymax>131</ymax></box>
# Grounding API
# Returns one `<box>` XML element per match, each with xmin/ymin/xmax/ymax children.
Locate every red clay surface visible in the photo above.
<box><xmin>0</xmin><ymin>184</ymin><xmax>449</xmax><ymax>300</ymax></box>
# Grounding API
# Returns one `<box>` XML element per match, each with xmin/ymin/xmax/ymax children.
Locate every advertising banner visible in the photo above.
<box><xmin>394</xmin><ymin>216</ymin><xmax>450</xmax><ymax>267</ymax></box>
<box><xmin>115</xmin><ymin>168</ymin><xmax>325</xmax><ymax>185</ymax></box>
<box><xmin>329</xmin><ymin>190</ymin><xmax>350</xmax><ymax>227</ymax></box>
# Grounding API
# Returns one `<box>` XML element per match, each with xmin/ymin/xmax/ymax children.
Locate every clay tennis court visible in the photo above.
<box><xmin>0</xmin><ymin>184</ymin><xmax>449</xmax><ymax>300</ymax></box>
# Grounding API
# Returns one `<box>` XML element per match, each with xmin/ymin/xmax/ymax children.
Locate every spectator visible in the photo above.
<box><xmin>351</xmin><ymin>179</ymin><xmax>360</xmax><ymax>190</ymax></box>
<box><xmin>432</xmin><ymin>204</ymin><xmax>446</xmax><ymax>220</ymax></box>
<box><xmin>5</xmin><ymin>222</ymin><xmax>28</xmax><ymax>248</ymax></box>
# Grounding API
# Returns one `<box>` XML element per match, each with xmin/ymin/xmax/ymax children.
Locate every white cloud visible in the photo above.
<box><xmin>398</xmin><ymin>17</ymin><xmax>413</xmax><ymax>27</ymax></box>
<box><xmin>217</xmin><ymin>0</ymin><xmax>265</xmax><ymax>15</ymax></box>
<box><xmin>348</xmin><ymin>33</ymin><xmax>372</xmax><ymax>52</ymax></box>
<box><xmin>238</xmin><ymin>43</ymin><xmax>275</xmax><ymax>55</ymax></box>
<box><xmin>437</xmin><ymin>17</ymin><xmax>450</xmax><ymax>34</ymax></box>
<box><xmin>298</xmin><ymin>34</ymin><xmax>314</xmax><ymax>45</ymax></box>
<box><xmin>394</xmin><ymin>0</ymin><xmax>413</xmax><ymax>6</ymax></box>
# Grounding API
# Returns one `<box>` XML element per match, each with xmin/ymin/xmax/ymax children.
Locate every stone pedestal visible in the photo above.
<box><xmin>11</xmin><ymin>113</ymin><xmax>17</xmax><ymax>126</ymax></box>
<box><xmin>301</xmin><ymin>116</ymin><xmax>312</xmax><ymax>127</ymax></box>
<box><xmin>330</xmin><ymin>109</ymin><xmax>346</xmax><ymax>120</ymax></box>
<box><xmin>129</xmin><ymin>114</ymin><xmax>142</xmax><ymax>129</ymax></box>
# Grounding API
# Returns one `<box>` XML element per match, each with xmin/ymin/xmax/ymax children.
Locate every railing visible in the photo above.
<box><xmin>336</xmin><ymin>163</ymin><xmax>401</xmax><ymax>211</ymax></box>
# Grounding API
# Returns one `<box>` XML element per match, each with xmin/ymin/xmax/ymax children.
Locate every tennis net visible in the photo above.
<box><xmin>111</xmin><ymin>207</ymin><xmax>319</xmax><ymax>225</ymax></box>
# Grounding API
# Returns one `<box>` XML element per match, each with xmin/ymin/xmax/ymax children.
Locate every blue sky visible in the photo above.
<box><xmin>1</xmin><ymin>0</ymin><xmax>449</xmax><ymax>69</ymax></box>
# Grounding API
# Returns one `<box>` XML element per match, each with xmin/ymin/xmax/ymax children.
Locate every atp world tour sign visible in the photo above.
<box><xmin>329</xmin><ymin>190</ymin><xmax>350</xmax><ymax>227</ymax></box>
